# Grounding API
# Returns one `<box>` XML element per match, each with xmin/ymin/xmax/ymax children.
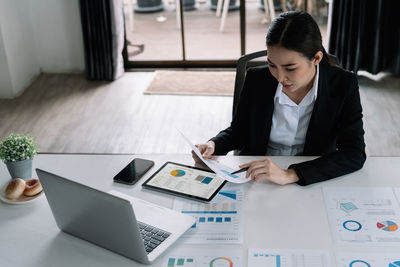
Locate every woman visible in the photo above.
<box><xmin>193</xmin><ymin>11</ymin><xmax>366</xmax><ymax>186</ymax></box>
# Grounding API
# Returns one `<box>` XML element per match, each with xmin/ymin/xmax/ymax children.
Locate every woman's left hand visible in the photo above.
<box><xmin>239</xmin><ymin>158</ymin><xmax>299</xmax><ymax>185</ymax></box>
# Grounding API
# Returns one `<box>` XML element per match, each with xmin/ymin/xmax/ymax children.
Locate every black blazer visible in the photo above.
<box><xmin>210</xmin><ymin>63</ymin><xmax>366</xmax><ymax>186</ymax></box>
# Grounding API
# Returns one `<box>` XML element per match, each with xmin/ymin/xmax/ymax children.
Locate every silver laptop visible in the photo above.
<box><xmin>36</xmin><ymin>168</ymin><xmax>195</xmax><ymax>264</ymax></box>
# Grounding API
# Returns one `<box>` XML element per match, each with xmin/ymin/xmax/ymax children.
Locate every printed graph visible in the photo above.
<box><xmin>209</xmin><ymin>257</ymin><xmax>233</xmax><ymax>267</ymax></box>
<box><xmin>339</xmin><ymin>202</ymin><xmax>358</xmax><ymax>213</ymax></box>
<box><xmin>173</xmin><ymin>189</ymin><xmax>244</xmax><ymax>244</ymax></box>
<box><xmin>252</xmin><ymin>253</ymin><xmax>282</xmax><ymax>267</ymax></box>
<box><xmin>182</xmin><ymin>210</ymin><xmax>236</xmax><ymax>229</ymax></box>
<box><xmin>162</xmin><ymin>247</ymin><xmax>242</xmax><ymax>267</ymax></box>
<box><xmin>249</xmin><ymin>249</ymin><xmax>330</xmax><ymax>267</ymax></box>
<box><xmin>377</xmin><ymin>220</ymin><xmax>399</xmax><ymax>232</ymax></box>
<box><xmin>336</xmin><ymin>252</ymin><xmax>400</xmax><ymax>266</ymax></box>
<box><xmin>196</xmin><ymin>216</ymin><xmax>232</xmax><ymax>225</ymax></box>
<box><xmin>343</xmin><ymin>220</ymin><xmax>362</xmax><ymax>231</ymax></box>
<box><xmin>167</xmin><ymin>257</ymin><xmax>195</xmax><ymax>266</ymax></box>
<box><xmin>349</xmin><ymin>260</ymin><xmax>371</xmax><ymax>266</ymax></box>
<box><xmin>324</xmin><ymin>187</ymin><xmax>400</xmax><ymax>246</ymax></box>
<box><xmin>218</xmin><ymin>190</ymin><xmax>237</xmax><ymax>200</ymax></box>
<box><xmin>220</xmin><ymin>169</ymin><xmax>238</xmax><ymax>179</ymax></box>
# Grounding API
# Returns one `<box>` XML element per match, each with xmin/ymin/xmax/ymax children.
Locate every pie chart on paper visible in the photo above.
<box><xmin>389</xmin><ymin>261</ymin><xmax>400</xmax><ymax>267</ymax></box>
<box><xmin>376</xmin><ymin>220</ymin><xmax>398</xmax><ymax>232</ymax></box>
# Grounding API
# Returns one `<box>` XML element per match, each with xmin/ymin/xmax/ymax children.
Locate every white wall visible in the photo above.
<box><xmin>29</xmin><ymin>0</ymin><xmax>85</xmax><ymax>73</ymax></box>
<box><xmin>0</xmin><ymin>27</ymin><xmax>13</xmax><ymax>98</ymax></box>
<box><xmin>0</xmin><ymin>0</ymin><xmax>40</xmax><ymax>98</ymax></box>
<box><xmin>0</xmin><ymin>0</ymin><xmax>85</xmax><ymax>98</ymax></box>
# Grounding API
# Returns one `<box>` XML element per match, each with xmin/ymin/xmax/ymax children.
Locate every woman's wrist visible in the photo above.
<box><xmin>285</xmin><ymin>168</ymin><xmax>299</xmax><ymax>184</ymax></box>
<box><xmin>207</xmin><ymin>141</ymin><xmax>215</xmax><ymax>149</ymax></box>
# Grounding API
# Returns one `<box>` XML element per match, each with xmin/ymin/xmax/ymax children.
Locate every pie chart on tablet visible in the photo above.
<box><xmin>170</xmin><ymin>169</ymin><xmax>186</xmax><ymax>177</ymax></box>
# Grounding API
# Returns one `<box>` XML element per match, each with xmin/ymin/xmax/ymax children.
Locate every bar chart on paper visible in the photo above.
<box><xmin>167</xmin><ymin>257</ymin><xmax>195</xmax><ymax>267</ymax></box>
<box><xmin>248</xmin><ymin>249</ymin><xmax>331</xmax><ymax>267</ymax></box>
<box><xmin>161</xmin><ymin>247</ymin><xmax>242</xmax><ymax>267</ymax></box>
<box><xmin>218</xmin><ymin>190</ymin><xmax>237</xmax><ymax>200</ymax></box>
<box><xmin>173</xmin><ymin>189</ymin><xmax>244</xmax><ymax>244</ymax></box>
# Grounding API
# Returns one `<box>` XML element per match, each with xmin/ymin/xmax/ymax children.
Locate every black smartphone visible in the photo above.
<box><xmin>113</xmin><ymin>158</ymin><xmax>155</xmax><ymax>185</ymax></box>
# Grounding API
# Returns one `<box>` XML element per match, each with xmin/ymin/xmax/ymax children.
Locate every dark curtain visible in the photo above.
<box><xmin>328</xmin><ymin>0</ymin><xmax>400</xmax><ymax>75</ymax></box>
<box><xmin>79</xmin><ymin>0</ymin><xmax>115</xmax><ymax>81</ymax></box>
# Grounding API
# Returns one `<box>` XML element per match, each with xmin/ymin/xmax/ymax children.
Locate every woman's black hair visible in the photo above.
<box><xmin>266</xmin><ymin>11</ymin><xmax>332</xmax><ymax>65</ymax></box>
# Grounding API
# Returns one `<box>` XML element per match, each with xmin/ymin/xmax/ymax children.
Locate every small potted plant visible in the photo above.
<box><xmin>0</xmin><ymin>133</ymin><xmax>38</xmax><ymax>179</ymax></box>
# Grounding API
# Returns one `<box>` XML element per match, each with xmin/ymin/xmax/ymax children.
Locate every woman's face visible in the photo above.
<box><xmin>267</xmin><ymin>45</ymin><xmax>322</xmax><ymax>94</ymax></box>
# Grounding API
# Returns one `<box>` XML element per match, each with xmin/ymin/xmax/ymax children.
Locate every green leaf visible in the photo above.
<box><xmin>0</xmin><ymin>133</ymin><xmax>38</xmax><ymax>162</ymax></box>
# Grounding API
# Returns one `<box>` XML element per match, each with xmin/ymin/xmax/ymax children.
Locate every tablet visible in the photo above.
<box><xmin>142</xmin><ymin>161</ymin><xmax>226</xmax><ymax>202</ymax></box>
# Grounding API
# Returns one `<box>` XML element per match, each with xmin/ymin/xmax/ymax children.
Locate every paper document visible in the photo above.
<box><xmin>323</xmin><ymin>187</ymin><xmax>400</xmax><ymax>246</ymax></box>
<box><xmin>178</xmin><ymin>129</ymin><xmax>250</xmax><ymax>184</ymax></box>
<box><xmin>173</xmin><ymin>185</ymin><xmax>244</xmax><ymax>244</ymax></box>
<box><xmin>160</xmin><ymin>247</ymin><xmax>243</xmax><ymax>267</ymax></box>
<box><xmin>336</xmin><ymin>252</ymin><xmax>400</xmax><ymax>267</ymax></box>
<box><xmin>248</xmin><ymin>248</ymin><xmax>331</xmax><ymax>267</ymax></box>
<box><xmin>395</xmin><ymin>187</ymin><xmax>400</xmax><ymax>203</ymax></box>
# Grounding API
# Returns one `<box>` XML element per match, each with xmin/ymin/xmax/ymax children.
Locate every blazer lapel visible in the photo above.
<box><xmin>260</xmin><ymin>73</ymin><xmax>277</xmax><ymax>154</ymax></box>
<box><xmin>304</xmin><ymin>64</ymin><xmax>331</xmax><ymax>155</ymax></box>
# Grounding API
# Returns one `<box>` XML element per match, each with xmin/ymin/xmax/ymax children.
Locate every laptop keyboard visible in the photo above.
<box><xmin>138</xmin><ymin>222</ymin><xmax>171</xmax><ymax>254</ymax></box>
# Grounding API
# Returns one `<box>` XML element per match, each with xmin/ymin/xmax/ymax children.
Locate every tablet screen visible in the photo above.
<box><xmin>142</xmin><ymin>162</ymin><xmax>226</xmax><ymax>201</ymax></box>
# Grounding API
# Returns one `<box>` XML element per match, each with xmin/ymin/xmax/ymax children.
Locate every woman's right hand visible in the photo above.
<box><xmin>192</xmin><ymin>141</ymin><xmax>216</xmax><ymax>163</ymax></box>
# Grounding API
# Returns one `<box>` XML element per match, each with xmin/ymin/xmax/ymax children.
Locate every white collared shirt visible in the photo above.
<box><xmin>266</xmin><ymin>65</ymin><xmax>319</xmax><ymax>156</ymax></box>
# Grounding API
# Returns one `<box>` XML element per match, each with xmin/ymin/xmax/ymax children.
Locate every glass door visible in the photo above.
<box><xmin>183</xmin><ymin>0</ymin><xmax>241</xmax><ymax>60</ymax></box>
<box><xmin>123</xmin><ymin>0</ymin><xmax>243</xmax><ymax>67</ymax></box>
<box><xmin>245</xmin><ymin>0</ymin><xmax>330</xmax><ymax>54</ymax></box>
<box><xmin>123</xmin><ymin>0</ymin><xmax>329</xmax><ymax>68</ymax></box>
<box><xmin>123</xmin><ymin>0</ymin><xmax>183</xmax><ymax>62</ymax></box>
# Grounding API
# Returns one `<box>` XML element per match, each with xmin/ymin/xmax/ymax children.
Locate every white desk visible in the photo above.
<box><xmin>1</xmin><ymin>155</ymin><xmax>399</xmax><ymax>266</ymax></box>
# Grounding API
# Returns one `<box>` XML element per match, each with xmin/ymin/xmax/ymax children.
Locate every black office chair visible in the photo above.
<box><xmin>232</xmin><ymin>50</ymin><xmax>267</xmax><ymax>117</ymax></box>
<box><xmin>232</xmin><ymin>50</ymin><xmax>340</xmax><ymax>117</ymax></box>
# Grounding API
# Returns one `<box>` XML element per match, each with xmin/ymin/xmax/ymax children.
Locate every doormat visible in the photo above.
<box><xmin>144</xmin><ymin>70</ymin><xmax>236</xmax><ymax>96</ymax></box>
